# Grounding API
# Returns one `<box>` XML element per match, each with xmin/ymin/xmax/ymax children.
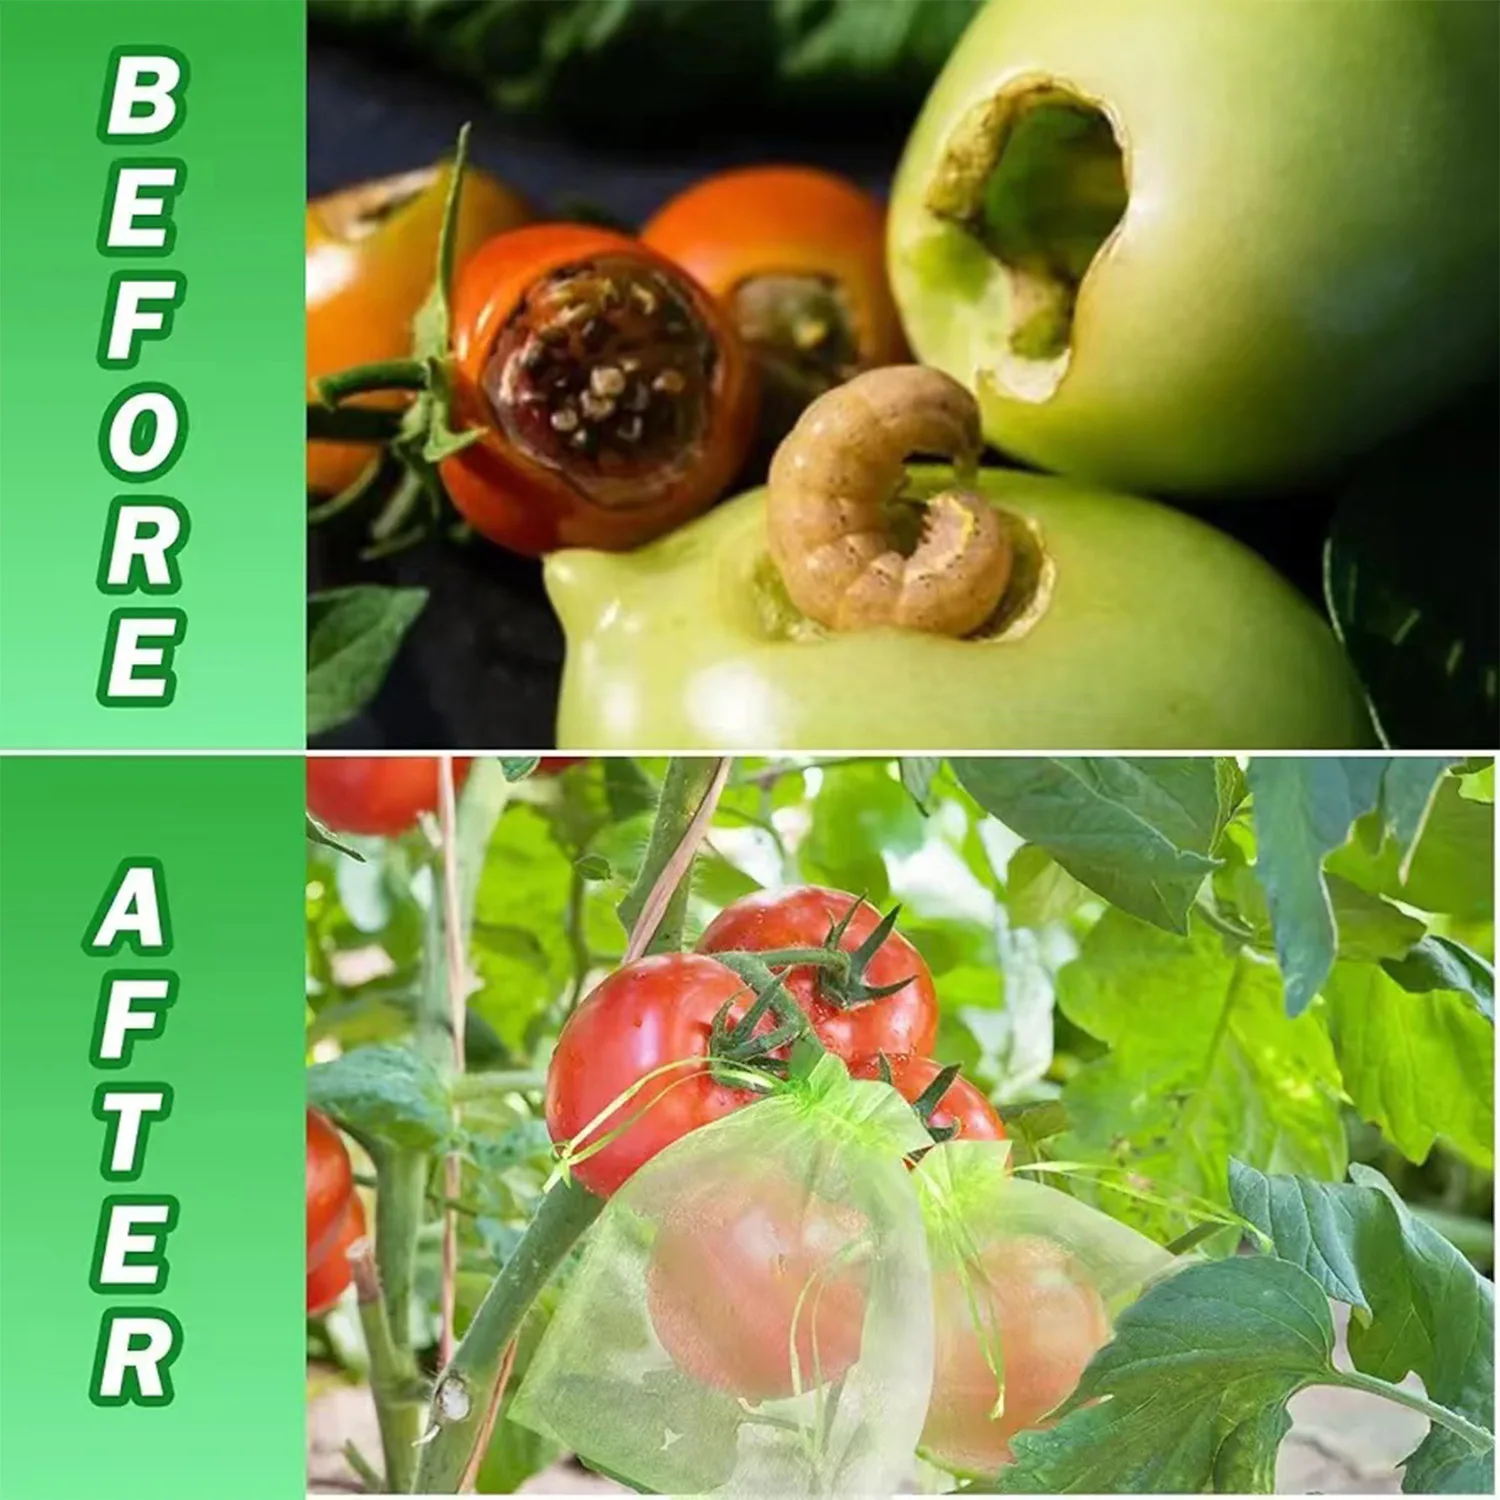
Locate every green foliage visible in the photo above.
<box><xmin>308</xmin><ymin>1043</ymin><xmax>450</xmax><ymax>1151</ymax></box>
<box><xmin>305</xmin><ymin>754</ymin><xmax>1494</xmax><ymax>1492</ymax></box>
<box><xmin>1231</xmin><ymin>1162</ymin><xmax>1495</xmax><ymax>1494</ymax></box>
<box><xmin>992</xmin><ymin>1164</ymin><xmax>1494</xmax><ymax>1494</ymax></box>
<box><xmin>1245</xmin><ymin>757</ymin><xmax>1449</xmax><ymax>1015</ymax></box>
<box><xmin>952</xmin><ymin>757</ymin><xmax>1228</xmax><ymax>933</ymax></box>
<box><xmin>1057</xmin><ymin>911</ymin><xmax>1347</xmax><ymax>1237</ymax></box>
<box><xmin>306</xmin><ymin>585</ymin><xmax>427</xmax><ymax>736</ymax></box>
<box><xmin>308</xmin><ymin>0</ymin><xmax>983</xmax><ymax>135</ymax></box>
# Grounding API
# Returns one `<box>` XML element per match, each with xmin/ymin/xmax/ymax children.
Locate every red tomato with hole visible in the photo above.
<box><xmin>853</xmin><ymin>1054</ymin><xmax>1006</xmax><ymax>1144</ymax></box>
<box><xmin>307</xmin><ymin>1193</ymin><xmax>367</xmax><ymax>1317</ymax></box>
<box><xmin>544</xmin><ymin>953</ymin><xmax>759</xmax><ymax>1197</ymax></box>
<box><xmin>307</xmin><ymin>1108</ymin><xmax>354</xmax><ymax>1266</ymax></box>
<box><xmin>647</xmin><ymin>1172</ymin><xmax>868</xmax><ymax>1401</ymax></box>
<box><xmin>306</xmin><ymin>756</ymin><xmax>473</xmax><ymax>836</ymax></box>
<box><xmin>442</xmin><ymin>223</ymin><xmax>757</xmax><ymax>555</ymax></box>
<box><xmin>696</xmin><ymin>887</ymin><xmax>938</xmax><ymax>1063</ymax></box>
<box><xmin>923</xmin><ymin>1236</ymin><xmax>1109</xmax><ymax>1474</ymax></box>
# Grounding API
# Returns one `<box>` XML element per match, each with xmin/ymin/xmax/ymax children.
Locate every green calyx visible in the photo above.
<box><xmin>872</xmin><ymin>1050</ymin><xmax>962</xmax><ymax>1145</ymax></box>
<box><xmin>309</xmin><ymin>122</ymin><xmax>482</xmax><ymax>555</ymax></box>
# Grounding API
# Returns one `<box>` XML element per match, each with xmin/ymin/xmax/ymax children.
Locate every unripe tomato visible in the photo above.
<box><xmin>545</xmin><ymin>476</ymin><xmax>1374</xmax><ymax>749</ymax></box>
<box><xmin>642</xmin><ymin>166</ymin><xmax>906</xmax><ymax>442</ymax></box>
<box><xmin>544</xmin><ymin>953</ymin><xmax>759</xmax><ymax>1197</ymax></box>
<box><xmin>852</xmin><ymin>1054</ymin><xmax>1005</xmax><ymax>1144</ymax></box>
<box><xmin>696</xmin><ymin>887</ymin><xmax>938</xmax><ymax>1064</ymax></box>
<box><xmin>307</xmin><ymin>162</ymin><xmax>530</xmax><ymax>494</ymax></box>
<box><xmin>307</xmin><ymin>1193</ymin><xmax>367</xmax><ymax>1318</ymax></box>
<box><xmin>922</xmin><ymin>1236</ymin><xmax>1109</xmax><ymax>1475</ymax></box>
<box><xmin>305</xmin><ymin>756</ymin><xmax>473</xmax><ymax>837</ymax></box>
<box><xmin>889</xmin><ymin>0</ymin><xmax>1499</xmax><ymax>495</ymax></box>
<box><xmin>442</xmin><ymin>224</ymin><xmax>758</xmax><ymax>556</ymax></box>
<box><xmin>647</xmin><ymin>1173</ymin><xmax>868</xmax><ymax>1401</ymax></box>
<box><xmin>306</xmin><ymin>1108</ymin><xmax>354</xmax><ymax>1267</ymax></box>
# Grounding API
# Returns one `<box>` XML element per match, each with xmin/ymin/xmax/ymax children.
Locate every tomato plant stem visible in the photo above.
<box><xmin>414</xmin><ymin>1178</ymin><xmax>603</xmax><ymax>1493</ymax></box>
<box><xmin>1327</xmin><ymin>1370</ymin><xmax>1493</xmax><ymax>1452</ymax></box>
<box><xmin>618</xmin><ymin>758</ymin><xmax>730</xmax><ymax>957</ymax></box>
<box><xmin>316</xmin><ymin>358</ymin><xmax>428</xmax><ymax>404</ymax></box>
<box><xmin>352</xmin><ymin>1246</ymin><xmax>423</xmax><ymax>1493</ymax></box>
<box><xmin>373</xmin><ymin>1144</ymin><xmax>428</xmax><ymax>1352</ymax></box>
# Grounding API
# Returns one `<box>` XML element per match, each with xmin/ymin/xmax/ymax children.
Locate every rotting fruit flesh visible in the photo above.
<box><xmin>442</xmin><ymin>224</ymin><xmax>758</xmax><ymax>555</ymax></box>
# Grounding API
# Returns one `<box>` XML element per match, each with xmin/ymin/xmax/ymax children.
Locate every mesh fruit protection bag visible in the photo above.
<box><xmin>912</xmin><ymin>1140</ymin><xmax>1177</xmax><ymax>1479</ymax></box>
<box><xmin>511</xmin><ymin>1053</ymin><xmax>936</xmax><ymax>1496</ymax></box>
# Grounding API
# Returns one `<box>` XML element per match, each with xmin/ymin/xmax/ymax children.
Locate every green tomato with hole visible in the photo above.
<box><xmin>888</xmin><ymin>0</ymin><xmax>1499</xmax><ymax>497</ymax></box>
<box><xmin>544</xmin><ymin>469</ymin><xmax>1375</xmax><ymax>750</ymax></box>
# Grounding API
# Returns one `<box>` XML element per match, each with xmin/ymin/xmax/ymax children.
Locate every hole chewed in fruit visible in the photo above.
<box><xmin>484</xmin><ymin>254</ymin><xmax>718</xmax><ymax>510</ymax></box>
<box><xmin>925</xmin><ymin>82</ymin><xmax>1127</xmax><ymax>402</ymax></box>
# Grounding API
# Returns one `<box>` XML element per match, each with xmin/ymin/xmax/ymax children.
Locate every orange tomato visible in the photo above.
<box><xmin>306</xmin><ymin>162</ymin><xmax>530</xmax><ymax>494</ymax></box>
<box><xmin>642</xmin><ymin>166</ymin><xmax>906</xmax><ymax>436</ymax></box>
<box><xmin>442</xmin><ymin>224</ymin><xmax>758</xmax><ymax>555</ymax></box>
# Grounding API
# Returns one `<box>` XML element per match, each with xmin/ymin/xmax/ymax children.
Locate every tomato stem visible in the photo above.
<box><xmin>617</xmin><ymin>758</ymin><xmax>729</xmax><ymax>957</ymax></box>
<box><xmin>316</xmin><ymin>358</ymin><xmax>429</xmax><ymax>405</ymax></box>
<box><xmin>414</xmin><ymin>1178</ymin><xmax>603</xmax><ymax>1493</ymax></box>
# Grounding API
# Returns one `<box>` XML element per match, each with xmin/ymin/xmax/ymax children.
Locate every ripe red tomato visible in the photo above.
<box><xmin>923</xmin><ymin>1236</ymin><xmax>1109</xmax><ymax>1474</ymax></box>
<box><xmin>544</xmin><ymin>953</ymin><xmax>759</xmax><ymax>1197</ymax></box>
<box><xmin>307</xmin><ymin>1193</ymin><xmax>368</xmax><ymax>1317</ymax></box>
<box><xmin>306</xmin><ymin>756</ymin><xmax>473</xmax><ymax>836</ymax></box>
<box><xmin>534</xmin><ymin>757</ymin><xmax>585</xmax><ymax>775</ymax></box>
<box><xmin>307</xmin><ymin>1108</ymin><xmax>354</xmax><ymax>1266</ymax></box>
<box><xmin>852</xmin><ymin>1054</ymin><xmax>1006</xmax><ymax>1144</ymax></box>
<box><xmin>647</xmin><ymin>1172</ymin><xmax>868</xmax><ymax>1401</ymax></box>
<box><xmin>442</xmin><ymin>223</ymin><xmax>758</xmax><ymax>555</ymax></box>
<box><xmin>696</xmin><ymin>887</ymin><xmax>938</xmax><ymax>1063</ymax></box>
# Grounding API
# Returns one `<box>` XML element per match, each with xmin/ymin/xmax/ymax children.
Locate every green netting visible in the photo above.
<box><xmin>912</xmin><ymin>1140</ymin><xmax>1177</xmax><ymax>1479</ymax></box>
<box><xmin>511</xmin><ymin>1053</ymin><xmax>936</xmax><ymax>1496</ymax></box>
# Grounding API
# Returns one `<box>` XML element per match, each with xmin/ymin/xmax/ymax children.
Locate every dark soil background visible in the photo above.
<box><xmin>307</xmin><ymin>38</ymin><xmax>1334</xmax><ymax>751</ymax></box>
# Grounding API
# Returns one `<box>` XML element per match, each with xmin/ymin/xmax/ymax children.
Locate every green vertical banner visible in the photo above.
<box><xmin>0</xmin><ymin>757</ymin><xmax>306</xmax><ymax>1499</ymax></box>
<box><xmin>0</xmin><ymin>0</ymin><xmax>305</xmax><ymax>748</ymax></box>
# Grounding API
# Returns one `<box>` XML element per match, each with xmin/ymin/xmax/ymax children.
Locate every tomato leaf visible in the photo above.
<box><xmin>307</xmin><ymin>1043</ymin><xmax>450</xmax><ymax>1150</ymax></box>
<box><xmin>1322</xmin><ymin>963</ymin><xmax>1494</xmax><ymax>1169</ymax></box>
<box><xmin>1231</xmin><ymin>1161</ymin><xmax>1496</xmax><ymax>1494</ymax></box>
<box><xmin>575</xmin><ymin>853</ymin><xmax>612</xmax><ymax>881</ymax></box>
<box><xmin>307</xmin><ymin>585</ymin><xmax>428</xmax><ymax>735</ymax></box>
<box><xmin>1245</xmin><ymin>756</ymin><xmax>1392</xmax><ymax>1016</ymax></box>
<box><xmin>997</xmin><ymin>1257</ymin><xmax>1339</xmax><ymax>1493</ymax></box>
<box><xmin>501</xmin><ymin>758</ymin><xmax>541</xmax><ymax>781</ymax></box>
<box><xmin>950</xmin><ymin>758</ymin><xmax>1225</xmax><ymax>934</ymax></box>
<box><xmin>1057</xmin><ymin>910</ymin><xmax>1345</xmax><ymax>1236</ymax></box>
<box><xmin>1383</xmin><ymin>935</ymin><xmax>1494</xmax><ymax>1021</ymax></box>
<box><xmin>899</xmin><ymin>756</ymin><xmax>943</xmax><ymax>812</ymax></box>
<box><xmin>1005</xmin><ymin>844</ymin><xmax>1087</xmax><ymax>930</ymax></box>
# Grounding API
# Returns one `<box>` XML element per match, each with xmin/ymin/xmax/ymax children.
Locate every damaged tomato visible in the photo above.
<box><xmin>306</xmin><ymin>161</ymin><xmax>530</xmax><ymax>495</ymax></box>
<box><xmin>442</xmin><ymin>224</ymin><xmax>758</xmax><ymax>554</ymax></box>
<box><xmin>643</xmin><ymin>166</ymin><xmax>905</xmax><ymax>443</ymax></box>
